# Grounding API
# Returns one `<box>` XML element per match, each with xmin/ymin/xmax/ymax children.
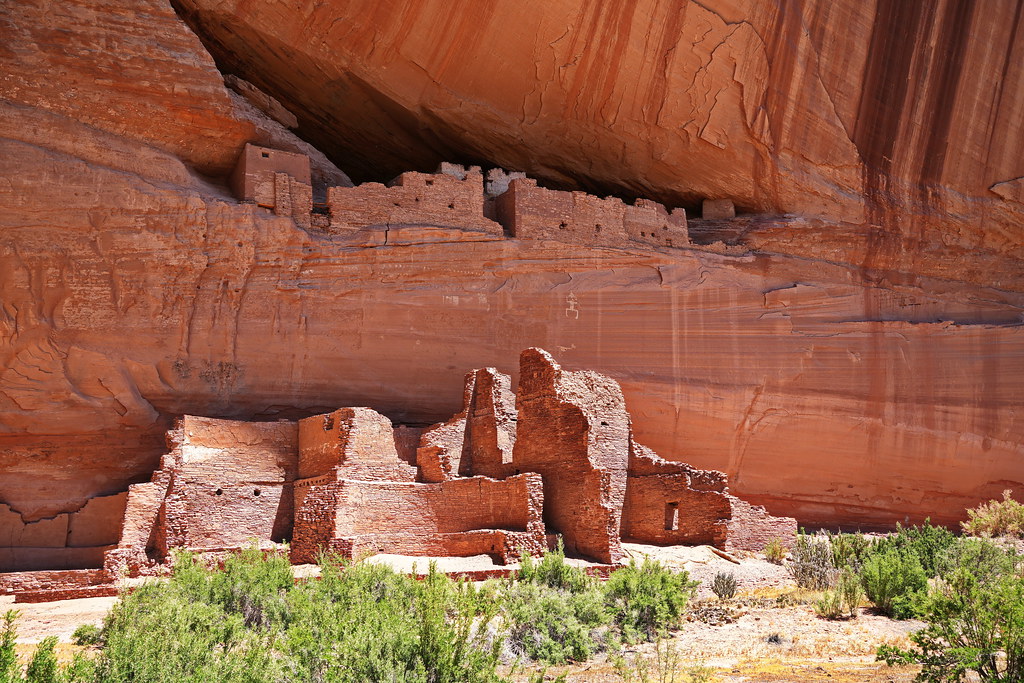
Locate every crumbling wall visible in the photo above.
<box><xmin>299</xmin><ymin>408</ymin><xmax>417</xmax><ymax>481</ymax></box>
<box><xmin>327</xmin><ymin>167</ymin><xmax>502</xmax><ymax>235</ymax></box>
<box><xmin>416</xmin><ymin>373</ymin><xmax>475</xmax><ymax>483</ymax></box>
<box><xmin>493</xmin><ymin>178</ymin><xmax>687</xmax><ymax>249</ymax></box>
<box><xmin>621</xmin><ymin>443</ymin><xmax>731</xmax><ymax>547</ymax></box>
<box><xmin>293</xmin><ymin>473</ymin><xmax>544</xmax><ymax>564</ymax></box>
<box><xmin>289</xmin><ymin>474</ymin><xmax>344</xmax><ymax>564</ymax></box>
<box><xmin>151</xmin><ymin>416</ymin><xmax>297</xmax><ymax>556</ymax></box>
<box><xmin>460</xmin><ymin>368</ymin><xmax>517</xmax><ymax>479</ymax></box>
<box><xmin>512</xmin><ymin>348</ymin><xmax>628</xmax><ymax>563</ymax></box>
<box><xmin>725</xmin><ymin>497</ymin><xmax>798</xmax><ymax>553</ymax></box>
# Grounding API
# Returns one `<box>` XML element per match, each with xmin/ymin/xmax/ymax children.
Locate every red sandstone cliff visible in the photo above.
<box><xmin>0</xmin><ymin>0</ymin><xmax>1022</xmax><ymax>542</ymax></box>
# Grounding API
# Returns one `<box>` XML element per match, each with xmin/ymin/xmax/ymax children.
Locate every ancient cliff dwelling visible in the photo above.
<box><xmin>1</xmin><ymin>0</ymin><xmax>1022</xmax><ymax>610</ymax></box>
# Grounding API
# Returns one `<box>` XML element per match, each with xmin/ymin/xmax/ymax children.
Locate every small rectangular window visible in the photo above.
<box><xmin>261</xmin><ymin>152</ymin><xmax>270</xmax><ymax>158</ymax></box>
<box><xmin>664</xmin><ymin>502</ymin><xmax>679</xmax><ymax>531</ymax></box>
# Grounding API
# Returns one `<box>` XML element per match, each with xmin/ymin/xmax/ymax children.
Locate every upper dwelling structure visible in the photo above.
<box><xmin>230</xmin><ymin>143</ymin><xmax>689</xmax><ymax>249</ymax></box>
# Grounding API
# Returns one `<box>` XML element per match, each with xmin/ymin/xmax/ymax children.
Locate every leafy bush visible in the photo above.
<box><xmin>787</xmin><ymin>533</ymin><xmax>837</xmax><ymax>590</ymax></box>
<box><xmin>24</xmin><ymin>637</ymin><xmax>59</xmax><ymax>683</ymax></box>
<box><xmin>962</xmin><ymin>490</ymin><xmax>1024</xmax><ymax>539</ymax></box>
<box><xmin>879</xmin><ymin>539</ymin><xmax>1024</xmax><ymax>682</ymax></box>
<box><xmin>815</xmin><ymin>568</ymin><xmax>863</xmax><ymax>620</ymax></box>
<box><xmin>517</xmin><ymin>544</ymin><xmax>591</xmax><ymax>593</ymax></box>
<box><xmin>711</xmin><ymin>572</ymin><xmax>736</xmax><ymax>600</ymax></box>
<box><xmin>1</xmin><ymin>611</ymin><xmax>18</xmax><ymax>683</ymax></box>
<box><xmin>763</xmin><ymin>538</ymin><xmax>786</xmax><ymax>564</ymax></box>
<box><xmin>827</xmin><ymin>532</ymin><xmax>874</xmax><ymax>571</ymax></box>
<box><xmin>860</xmin><ymin>549</ymin><xmax>927</xmax><ymax>619</ymax></box>
<box><xmin>868</xmin><ymin>520</ymin><xmax>956</xmax><ymax>578</ymax></box>
<box><xmin>503</xmin><ymin>580</ymin><xmax>609</xmax><ymax>664</ymax></box>
<box><xmin>71</xmin><ymin>624</ymin><xmax>103</xmax><ymax>648</ymax></box>
<box><xmin>604</xmin><ymin>558</ymin><xmax>698</xmax><ymax>643</ymax></box>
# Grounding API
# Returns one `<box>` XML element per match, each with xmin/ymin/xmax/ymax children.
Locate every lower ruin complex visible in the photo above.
<box><xmin>2</xmin><ymin>349</ymin><xmax>794</xmax><ymax>599</ymax></box>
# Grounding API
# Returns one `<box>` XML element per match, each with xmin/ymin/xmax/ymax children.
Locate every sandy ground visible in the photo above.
<box><xmin>3</xmin><ymin>545</ymin><xmax>924</xmax><ymax>681</ymax></box>
<box><xmin>1</xmin><ymin>594</ymin><xmax>116</xmax><ymax>644</ymax></box>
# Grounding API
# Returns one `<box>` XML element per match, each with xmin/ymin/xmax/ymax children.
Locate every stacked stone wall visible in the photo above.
<box><xmin>725</xmin><ymin>497</ymin><xmax>799</xmax><ymax>553</ymax></box>
<box><xmin>512</xmin><ymin>348</ymin><xmax>628</xmax><ymax>563</ymax></box>
<box><xmin>494</xmin><ymin>179</ymin><xmax>687</xmax><ymax>249</ymax></box>
<box><xmin>327</xmin><ymin>169</ymin><xmax>501</xmax><ymax>235</ymax></box>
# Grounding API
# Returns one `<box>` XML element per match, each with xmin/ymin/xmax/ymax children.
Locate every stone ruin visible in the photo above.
<box><xmin>229</xmin><ymin>142</ymin><xmax>689</xmax><ymax>250</ymax></box>
<box><xmin>0</xmin><ymin>348</ymin><xmax>795</xmax><ymax>599</ymax></box>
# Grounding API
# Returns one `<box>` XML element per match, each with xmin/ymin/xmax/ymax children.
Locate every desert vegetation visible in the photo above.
<box><xmin>3</xmin><ymin>494</ymin><xmax>1023</xmax><ymax>682</ymax></box>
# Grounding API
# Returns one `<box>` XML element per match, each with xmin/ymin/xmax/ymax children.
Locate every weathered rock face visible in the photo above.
<box><xmin>0</xmin><ymin>0</ymin><xmax>1022</xmax><ymax>542</ymax></box>
<box><xmin>173</xmin><ymin>0</ymin><xmax>1024</xmax><ymax>290</ymax></box>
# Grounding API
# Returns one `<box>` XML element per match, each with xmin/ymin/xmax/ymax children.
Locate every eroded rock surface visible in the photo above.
<box><xmin>0</xmin><ymin>0</ymin><xmax>1022</xmax><ymax>547</ymax></box>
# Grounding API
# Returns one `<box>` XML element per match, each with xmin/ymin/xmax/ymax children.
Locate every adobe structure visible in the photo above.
<box><xmin>230</xmin><ymin>143</ymin><xmax>690</xmax><ymax>249</ymax></box>
<box><xmin>1</xmin><ymin>348</ymin><xmax>795</xmax><ymax>598</ymax></box>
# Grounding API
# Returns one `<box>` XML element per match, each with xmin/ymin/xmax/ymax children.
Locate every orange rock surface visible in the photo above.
<box><xmin>0</xmin><ymin>0</ymin><xmax>1021</xmax><ymax>548</ymax></box>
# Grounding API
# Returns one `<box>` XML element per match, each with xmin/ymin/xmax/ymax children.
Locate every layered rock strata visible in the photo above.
<box><xmin>1</xmin><ymin>0</ymin><xmax>1022</xmax><ymax>565</ymax></box>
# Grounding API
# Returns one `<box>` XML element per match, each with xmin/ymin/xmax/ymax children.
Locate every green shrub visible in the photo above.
<box><xmin>711</xmin><ymin>572</ymin><xmax>736</xmax><ymax>600</ymax></box>
<box><xmin>283</xmin><ymin>558</ymin><xmax>502</xmax><ymax>682</ymax></box>
<box><xmin>815</xmin><ymin>568</ymin><xmax>863</xmax><ymax>620</ymax></box>
<box><xmin>879</xmin><ymin>539</ymin><xmax>1024</xmax><ymax>682</ymax></box>
<box><xmin>504</xmin><ymin>580</ymin><xmax>609</xmax><ymax>664</ymax></box>
<box><xmin>70</xmin><ymin>624</ymin><xmax>102</xmax><ymax>648</ymax></box>
<box><xmin>787</xmin><ymin>533</ymin><xmax>837</xmax><ymax>590</ymax></box>
<box><xmin>1</xmin><ymin>610</ymin><xmax>19</xmax><ymax>683</ymax></box>
<box><xmin>827</xmin><ymin>532</ymin><xmax>873</xmax><ymax>571</ymax></box>
<box><xmin>604</xmin><ymin>558</ymin><xmax>698</xmax><ymax>643</ymax></box>
<box><xmin>836</xmin><ymin>568</ymin><xmax>863</xmax><ymax>618</ymax></box>
<box><xmin>860</xmin><ymin>549</ymin><xmax>927</xmax><ymax>618</ymax></box>
<box><xmin>763</xmin><ymin>538</ymin><xmax>786</xmax><ymax>564</ymax></box>
<box><xmin>868</xmin><ymin>520</ymin><xmax>956</xmax><ymax>578</ymax></box>
<box><xmin>814</xmin><ymin>590</ymin><xmax>844</xmax><ymax>619</ymax></box>
<box><xmin>517</xmin><ymin>544</ymin><xmax>591</xmax><ymax>593</ymax></box>
<box><xmin>962</xmin><ymin>490</ymin><xmax>1024</xmax><ymax>539</ymax></box>
<box><xmin>24</xmin><ymin>637</ymin><xmax>59</xmax><ymax>683</ymax></box>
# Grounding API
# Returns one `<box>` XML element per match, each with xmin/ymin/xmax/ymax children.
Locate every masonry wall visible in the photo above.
<box><xmin>155</xmin><ymin>417</ymin><xmax>298</xmax><ymax>555</ymax></box>
<box><xmin>292</xmin><ymin>473</ymin><xmax>544</xmax><ymax>564</ymax></box>
<box><xmin>621</xmin><ymin>476</ymin><xmax>730</xmax><ymax>547</ymax></box>
<box><xmin>512</xmin><ymin>348</ymin><xmax>628</xmax><ymax>563</ymax></box>
<box><xmin>327</xmin><ymin>169</ymin><xmax>502</xmax><ymax>235</ymax></box>
<box><xmin>459</xmin><ymin>368</ymin><xmax>517</xmax><ymax>480</ymax></box>
<box><xmin>494</xmin><ymin>178</ymin><xmax>687</xmax><ymax>249</ymax></box>
<box><xmin>298</xmin><ymin>408</ymin><xmax>418</xmax><ymax>481</ymax></box>
<box><xmin>725</xmin><ymin>497</ymin><xmax>798</xmax><ymax>553</ymax></box>
<box><xmin>231</xmin><ymin>143</ymin><xmax>311</xmax><ymax>200</ymax></box>
<box><xmin>230</xmin><ymin>144</ymin><xmax>313</xmax><ymax>228</ymax></box>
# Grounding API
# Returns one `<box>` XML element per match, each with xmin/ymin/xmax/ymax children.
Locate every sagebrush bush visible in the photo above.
<box><xmin>604</xmin><ymin>557</ymin><xmax>698</xmax><ymax>643</ymax></box>
<box><xmin>860</xmin><ymin>549</ymin><xmax>927</xmax><ymax>619</ymax></box>
<box><xmin>503</xmin><ymin>580</ymin><xmax>609</xmax><ymax>664</ymax></box>
<box><xmin>879</xmin><ymin>538</ymin><xmax>1024</xmax><ymax>682</ymax></box>
<box><xmin>813</xmin><ymin>590</ymin><xmax>843</xmax><ymax>619</ymax></box>
<box><xmin>1</xmin><ymin>610</ymin><xmax>20</xmax><ymax>682</ymax></box>
<box><xmin>787</xmin><ymin>533</ymin><xmax>837</xmax><ymax>590</ymax></box>
<box><xmin>815</xmin><ymin>568</ymin><xmax>862</xmax><ymax>620</ymax></box>
<box><xmin>711</xmin><ymin>571</ymin><xmax>736</xmax><ymax>600</ymax></box>
<box><xmin>962</xmin><ymin>490</ymin><xmax>1024</xmax><ymax>539</ymax></box>
<box><xmin>869</xmin><ymin>520</ymin><xmax>956</xmax><ymax>578</ymax></box>
<box><xmin>24</xmin><ymin>637</ymin><xmax>59</xmax><ymax>683</ymax></box>
<box><xmin>763</xmin><ymin>538</ymin><xmax>786</xmax><ymax>564</ymax></box>
<box><xmin>827</xmin><ymin>532</ymin><xmax>873</xmax><ymax>571</ymax></box>
<box><xmin>6</xmin><ymin>547</ymin><xmax>703</xmax><ymax>680</ymax></box>
<box><xmin>517</xmin><ymin>544</ymin><xmax>591</xmax><ymax>593</ymax></box>
<box><xmin>71</xmin><ymin>624</ymin><xmax>103</xmax><ymax>648</ymax></box>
